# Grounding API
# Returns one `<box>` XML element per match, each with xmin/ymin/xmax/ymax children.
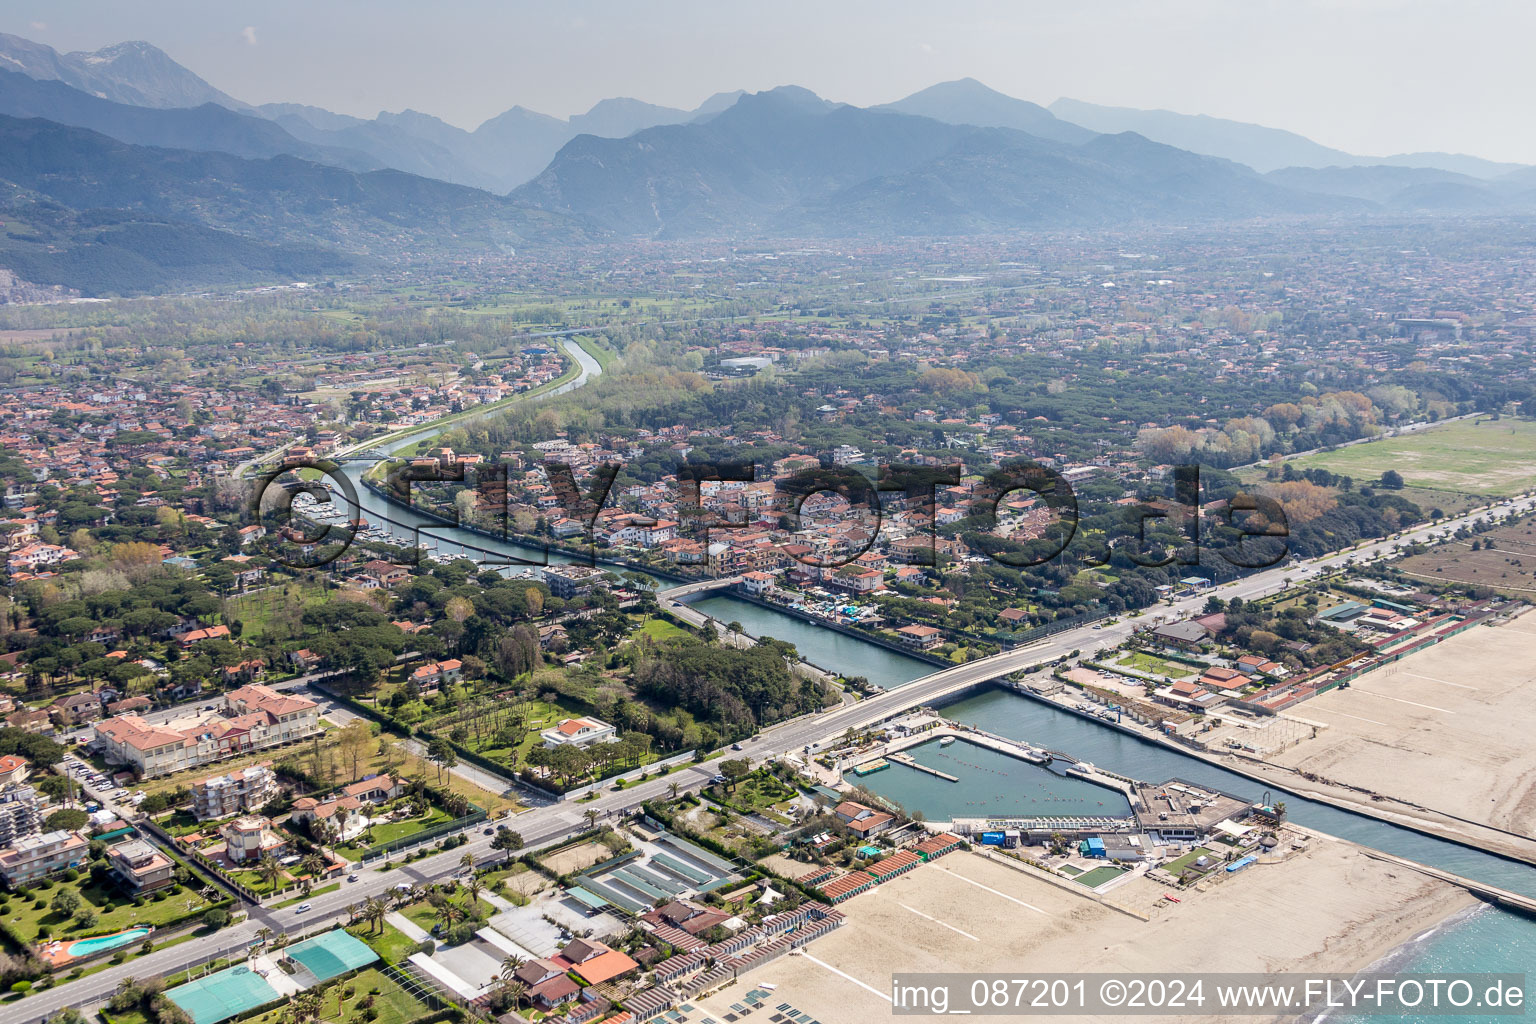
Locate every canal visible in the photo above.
<box><xmin>329</xmin><ymin>336</ymin><xmax>1533</xmax><ymax>992</ymax></box>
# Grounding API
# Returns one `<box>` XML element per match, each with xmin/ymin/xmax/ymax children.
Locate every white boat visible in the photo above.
<box><xmin>939</xmin><ymin>736</ymin><xmax>956</xmax><ymax>747</ymax></box>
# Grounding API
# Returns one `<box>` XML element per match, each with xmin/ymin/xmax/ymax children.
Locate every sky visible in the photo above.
<box><xmin>6</xmin><ymin>0</ymin><xmax>1536</xmax><ymax>162</ymax></box>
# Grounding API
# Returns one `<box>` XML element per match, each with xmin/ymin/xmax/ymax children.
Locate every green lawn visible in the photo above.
<box><xmin>1115</xmin><ymin>652</ymin><xmax>1198</xmax><ymax>678</ymax></box>
<box><xmin>729</xmin><ymin>771</ymin><xmax>799</xmax><ymax>813</ymax></box>
<box><xmin>400</xmin><ymin>892</ymin><xmax>497</xmax><ymax>933</ymax></box>
<box><xmin>347</xmin><ymin>922</ymin><xmax>419</xmax><ymax>965</ymax></box>
<box><xmin>333</xmin><ymin>804</ymin><xmax>456</xmax><ymax>861</ymax></box>
<box><xmin>1274</xmin><ymin>418</ymin><xmax>1536</xmax><ymax>497</ymax></box>
<box><xmin>421</xmin><ymin>694</ymin><xmax>588</xmax><ymax>770</ymax></box>
<box><xmin>1164</xmin><ymin>847</ymin><xmax>1215</xmax><ymax>874</ymax></box>
<box><xmin>0</xmin><ymin>876</ymin><xmax>217</xmax><ymax>943</ymax></box>
<box><xmin>636</xmin><ymin>616</ymin><xmax>692</xmax><ymax>642</ymax></box>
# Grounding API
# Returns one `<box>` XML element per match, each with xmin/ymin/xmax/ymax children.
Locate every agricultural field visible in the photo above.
<box><xmin>1395</xmin><ymin>518</ymin><xmax>1536</xmax><ymax>596</ymax></box>
<box><xmin>1271</xmin><ymin>418</ymin><xmax>1536</xmax><ymax>497</ymax></box>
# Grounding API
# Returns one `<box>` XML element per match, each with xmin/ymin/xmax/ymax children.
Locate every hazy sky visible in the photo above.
<box><xmin>7</xmin><ymin>0</ymin><xmax>1536</xmax><ymax>162</ymax></box>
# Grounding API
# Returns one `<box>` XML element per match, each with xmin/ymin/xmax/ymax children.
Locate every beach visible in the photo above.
<box><xmin>694</xmin><ymin>842</ymin><xmax>1477</xmax><ymax>1024</ymax></box>
<box><xmin>1228</xmin><ymin>614</ymin><xmax>1536</xmax><ymax>858</ymax></box>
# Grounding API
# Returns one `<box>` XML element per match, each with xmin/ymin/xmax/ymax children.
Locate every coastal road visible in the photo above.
<box><xmin>24</xmin><ymin>492</ymin><xmax>1534</xmax><ymax>1021</ymax></box>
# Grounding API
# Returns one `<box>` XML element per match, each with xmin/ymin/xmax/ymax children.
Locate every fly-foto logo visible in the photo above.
<box><xmin>247</xmin><ymin>458</ymin><xmax>1290</xmax><ymax>572</ymax></box>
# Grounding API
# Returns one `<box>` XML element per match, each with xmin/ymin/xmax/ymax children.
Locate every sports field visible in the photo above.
<box><xmin>1276</xmin><ymin>419</ymin><xmax>1536</xmax><ymax>496</ymax></box>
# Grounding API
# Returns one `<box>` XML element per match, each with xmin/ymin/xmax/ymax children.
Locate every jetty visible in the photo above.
<box><xmin>888</xmin><ymin>752</ymin><xmax>958</xmax><ymax>782</ymax></box>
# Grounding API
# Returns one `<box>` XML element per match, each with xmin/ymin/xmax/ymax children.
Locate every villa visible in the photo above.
<box><xmin>541</xmin><ymin>716</ymin><xmax>618</xmax><ymax>749</ymax></box>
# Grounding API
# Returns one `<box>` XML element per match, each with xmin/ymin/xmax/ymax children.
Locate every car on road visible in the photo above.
<box><xmin>731</xmin><ymin>742</ymin><xmax>743</xmax><ymax>750</ymax></box>
<box><xmin>348</xmin><ymin>873</ymin><xmax>358</xmax><ymax>882</ymax></box>
<box><xmin>483</xmin><ymin>827</ymin><xmax>494</xmax><ymax>835</ymax></box>
<box><xmin>295</xmin><ymin>903</ymin><xmax>312</xmax><ymax>913</ymax></box>
<box><xmin>711</xmin><ymin>774</ymin><xmax>726</xmax><ymax>784</ymax></box>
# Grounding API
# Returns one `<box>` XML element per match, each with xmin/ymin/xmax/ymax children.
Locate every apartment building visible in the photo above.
<box><xmin>0</xmin><ymin>785</ymin><xmax>42</xmax><ymax>844</ymax></box>
<box><xmin>0</xmin><ymin>829</ymin><xmax>89</xmax><ymax>887</ymax></box>
<box><xmin>107</xmin><ymin>839</ymin><xmax>176</xmax><ymax>893</ymax></box>
<box><xmin>95</xmin><ymin>685</ymin><xmax>320</xmax><ymax>779</ymax></box>
<box><xmin>542</xmin><ymin>564</ymin><xmax>607</xmax><ymax>600</ymax></box>
<box><xmin>191</xmin><ymin>763</ymin><xmax>279</xmax><ymax>821</ymax></box>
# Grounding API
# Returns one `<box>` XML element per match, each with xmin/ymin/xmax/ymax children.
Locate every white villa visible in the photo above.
<box><xmin>540</xmin><ymin>716</ymin><xmax>618</xmax><ymax>749</ymax></box>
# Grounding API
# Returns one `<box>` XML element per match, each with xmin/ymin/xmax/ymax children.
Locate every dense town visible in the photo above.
<box><xmin>0</xmin><ymin>224</ymin><xmax>1533</xmax><ymax>1024</ymax></box>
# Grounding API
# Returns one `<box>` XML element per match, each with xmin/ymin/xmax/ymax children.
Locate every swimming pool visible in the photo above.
<box><xmin>67</xmin><ymin>926</ymin><xmax>151</xmax><ymax>957</ymax></box>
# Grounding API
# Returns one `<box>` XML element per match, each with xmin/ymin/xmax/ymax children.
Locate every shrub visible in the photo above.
<box><xmin>12</xmin><ymin>980</ymin><xmax>31</xmax><ymax>993</ymax></box>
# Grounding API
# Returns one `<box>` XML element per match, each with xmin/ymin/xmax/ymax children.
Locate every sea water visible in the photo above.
<box><xmin>852</xmin><ymin>737</ymin><xmax>1133</xmax><ymax>819</ymax></box>
<box><xmin>878</xmin><ymin>688</ymin><xmax>1536</xmax><ymax>997</ymax></box>
<box><xmin>1329</xmin><ymin>903</ymin><xmax>1536</xmax><ymax>1023</ymax></box>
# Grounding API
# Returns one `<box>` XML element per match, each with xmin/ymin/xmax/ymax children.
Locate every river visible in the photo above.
<box><xmin>332</xmin><ymin>336</ymin><xmax>1532</xmax><ymax>1004</ymax></box>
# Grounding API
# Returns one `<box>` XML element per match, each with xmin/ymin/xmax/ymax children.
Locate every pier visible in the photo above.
<box><xmin>887</xmin><ymin>752</ymin><xmax>958</xmax><ymax>782</ymax></box>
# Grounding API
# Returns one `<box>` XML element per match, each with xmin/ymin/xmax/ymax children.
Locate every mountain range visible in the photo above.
<box><xmin>1</xmin><ymin>31</ymin><xmax>1534</xmax><ymax>297</ymax></box>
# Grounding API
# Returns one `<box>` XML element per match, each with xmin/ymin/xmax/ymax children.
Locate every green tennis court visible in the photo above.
<box><xmin>286</xmin><ymin>929</ymin><xmax>379</xmax><ymax>982</ymax></box>
<box><xmin>1074</xmin><ymin>865</ymin><xmax>1126</xmax><ymax>888</ymax></box>
<box><xmin>167</xmin><ymin>964</ymin><xmax>280</xmax><ymax>1024</ymax></box>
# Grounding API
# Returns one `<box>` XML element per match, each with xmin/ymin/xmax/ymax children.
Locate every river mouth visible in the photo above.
<box><xmin>851</xmin><ymin>736</ymin><xmax>1134</xmax><ymax>821</ymax></box>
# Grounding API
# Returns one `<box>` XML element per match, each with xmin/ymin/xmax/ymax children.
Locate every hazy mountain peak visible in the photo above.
<box><xmin>0</xmin><ymin>31</ymin><xmax>246</xmax><ymax>110</ymax></box>
<box><xmin>693</xmin><ymin>90</ymin><xmax>747</xmax><ymax>118</ymax></box>
<box><xmin>879</xmin><ymin>79</ymin><xmax>1095</xmax><ymax>145</ymax></box>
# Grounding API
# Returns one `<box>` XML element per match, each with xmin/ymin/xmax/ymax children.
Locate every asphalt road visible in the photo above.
<box><xmin>22</xmin><ymin>489</ymin><xmax>1535</xmax><ymax>1022</ymax></box>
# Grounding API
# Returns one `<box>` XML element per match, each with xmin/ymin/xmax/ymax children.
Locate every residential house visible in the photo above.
<box><xmin>108</xmin><ymin>839</ymin><xmax>175</xmax><ymax>892</ymax></box>
<box><xmin>409</xmin><ymin>659</ymin><xmax>463</xmax><ymax>695</ymax></box>
<box><xmin>894</xmin><ymin>624</ymin><xmax>943</xmax><ymax>650</ymax></box>
<box><xmin>540</xmin><ymin>716</ymin><xmax>618</xmax><ymax>749</ymax></box>
<box><xmin>832</xmin><ymin>800</ymin><xmax>895</xmax><ymax>838</ymax></box>
<box><xmin>0</xmin><ymin>754</ymin><xmax>30</xmax><ymax>787</ymax></box>
<box><xmin>218</xmin><ymin>816</ymin><xmax>288</xmax><ymax>864</ymax></box>
<box><xmin>0</xmin><ymin>829</ymin><xmax>89</xmax><ymax>886</ymax></box>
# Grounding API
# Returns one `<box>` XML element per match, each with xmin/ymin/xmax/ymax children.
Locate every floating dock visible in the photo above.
<box><xmin>851</xmin><ymin>758</ymin><xmax>890</xmax><ymax>776</ymax></box>
<box><xmin>888</xmin><ymin>752</ymin><xmax>959</xmax><ymax>782</ymax></box>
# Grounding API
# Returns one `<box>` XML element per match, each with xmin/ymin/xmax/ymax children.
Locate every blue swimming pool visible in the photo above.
<box><xmin>68</xmin><ymin>926</ymin><xmax>151</xmax><ymax>957</ymax></box>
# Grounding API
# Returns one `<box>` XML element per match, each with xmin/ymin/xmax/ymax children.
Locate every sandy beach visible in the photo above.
<box><xmin>1199</xmin><ymin>613</ymin><xmax>1536</xmax><ymax>862</ymax></box>
<box><xmin>693</xmin><ymin>842</ymin><xmax>1477</xmax><ymax>1024</ymax></box>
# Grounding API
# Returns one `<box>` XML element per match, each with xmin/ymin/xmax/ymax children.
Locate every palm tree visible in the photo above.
<box><xmin>300</xmin><ymin>853</ymin><xmax>326</xmax><ymax>880</ymax></box>
<box><xmin>465</xmin><ymin>877</ymin><xmax>484</xmax><ymax>917</ymax></box>
<box><xmin>436</xmin><ymin>900</ymin><xmax>465</xmax><ymax>930</ymax></box>
<box><xmin>255</xmin><ymin>926</ymin><xmax>273</xmax><ymax>947</ymax></box>
<box><xmin>582</xmin><ymin>808</ymin><xmax>600</xmax><ymax>831</ymax></box>
<box><xmin>345</xmin><ymin>903</ymin><xmax>360</xmax><ymax>925</ymax></box>
<box><xmin>499</xmin><ymin>954</ymin><xmax>525</xmax><ymax>982</ymax></box>
<box><xmin>285</xmin><ymin>989</ymin><xmax>324</xmax><ymax>1024</ymax></box>
<box><xmin>255</xmin><ymin>854</ymin><xmax>283</xmax><ymax>891</ymax></box>
<box><xmin>459</xmin><ymin>851</ymin><xmax>475</xmax><ymax>874</ymax></box>
<box><xmin>668</xmin><ymin>781</ymin><xmax>680</xmax><ymax>800</ymax></box>
<box><xmin>363</xmin><ymin>896</ymin><xmax>386</xmax><ymax>935</ymax></box>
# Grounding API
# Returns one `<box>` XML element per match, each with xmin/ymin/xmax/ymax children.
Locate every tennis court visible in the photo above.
<box><xmin>286</xmin><ymin>929</ymin><xmax>379</xmax><ymax>983</ymax></box>
<box><xmin>167</xmin><ymin>964</ymin><xmax>281</xmax><ymax>1024</ymax></box>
